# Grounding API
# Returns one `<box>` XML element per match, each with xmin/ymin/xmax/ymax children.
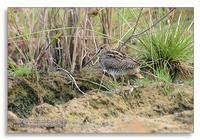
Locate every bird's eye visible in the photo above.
<box><xmin>100</xmin><ymin>46</ymin><xmax>104</xmax><ymax>49</ymax></box>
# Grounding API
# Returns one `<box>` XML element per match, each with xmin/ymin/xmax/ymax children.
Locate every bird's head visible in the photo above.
<box><xmin>99</xmin><ymin>44</ymin><xmax>110</xmax><ymax>52</ymax></box>
<box><xmin>135</xmin><ymin>71</ymin><xmax>144</xmax><ymax>79</ymax></box>
<box><xmin>131</xmin><ymin>62</ymin><xmax>144</xmax><ymax>79</ymax></box>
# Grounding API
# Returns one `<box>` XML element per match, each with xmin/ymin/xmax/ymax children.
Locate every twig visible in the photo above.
<box><xmin>82</xmin><ymin>48</ymin><xmax>102</xmax><ymax>68</ymax></box>
<box><xmin>56</xmin><ymin>67</ymin><xmax>86</xmax><ymax>95</ymax></box>
<box><xmin>55</xmin><ymin>75</ymin><xmax>73</xmax><ymax>85</ymax></box>
<box><xmin>53</xmin><ymin>44</ymin><xmax>108</xmax><ymax>91</ymax></box>
<box><xmin>75</xmin><ymin>77</ymin><xmax>110</xmax><ymax>91</ymax></box>
<box><xmin>122</xmin><ymin>8</ymin><xmax>176</xmax><ymax>47</ymax></box>
<box><xmin>119</xmin><ymin>8</ymin><xmax>143</xmax><ymax>49</ymax></box>
<box><xmin>131</xmin><ymin>8</ymin><xmax>144</xmax><ymax>36</ymax></box>
<box><xmin>53</xmin><ymin>61</ymin><xmax>85</xmax><ymax>95</ymax></box>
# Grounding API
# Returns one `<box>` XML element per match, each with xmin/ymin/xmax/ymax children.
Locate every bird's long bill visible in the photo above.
<box><xmin>135</xmin><ymin>72</ymin><xmax>144</xmax><ymax>79</ymax></box>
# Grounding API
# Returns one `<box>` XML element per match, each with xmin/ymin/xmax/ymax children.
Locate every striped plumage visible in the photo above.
<box><xmin>99</xmin><ymin>46</ymin><xmax>142</xmax><ymax>81</ymax></box>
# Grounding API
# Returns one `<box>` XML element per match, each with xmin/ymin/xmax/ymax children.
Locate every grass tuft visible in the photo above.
<box><xmin>138</xmin><ymin>22</ymin><xmax>193</xmax><ymax>80</ymax></box>
<box><xmin>14</xmin><ymin>65</ymin><xmax>32</xmax><ymax>77</ymax></box>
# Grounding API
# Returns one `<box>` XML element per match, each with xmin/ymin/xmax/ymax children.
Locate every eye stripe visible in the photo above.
<box><xmin>105</xmin><ymin>50</ymin><xmax>126</xmax><ymax>60</ymax></box>
<box><xmin>110</xmin><ymin>51</ymin><xmax>124</xmax><ymax>57</ymax></box>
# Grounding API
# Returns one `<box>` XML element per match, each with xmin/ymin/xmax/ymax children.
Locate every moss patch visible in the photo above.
<box><xmin>8</xmin><ymin>78</ymin><xmax>40</xmax><ymax>118</ymax></box>
<box><xmin>8</xmin><ymin>76</ymin><xmax>79</xmax><ymax>118</ymax></box>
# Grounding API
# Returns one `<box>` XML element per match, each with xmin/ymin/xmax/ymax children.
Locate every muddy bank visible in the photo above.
<box><xmin>8</xmin><ymin>76</ymin><xmax>193</xmax><ymax>133</ymax></box>
<box><xmin>8</xmin><ymin>68</ymin><xmax>113</xmax><ymax>118</ymax></box>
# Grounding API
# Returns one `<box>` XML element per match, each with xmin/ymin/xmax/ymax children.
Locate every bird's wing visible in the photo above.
<box><xmin>103</xmin><ymin>57</ymin><xmax>122</xmax><ymax>69</ymax></box>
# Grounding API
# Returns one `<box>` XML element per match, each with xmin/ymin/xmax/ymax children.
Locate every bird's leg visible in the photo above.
<box><xmin>98</xmin><ymin>71</ymin><xmax>105</xmax><ymax>93</ymax></box>
<box><xmin>112</xmin><ymin>75</ymin><xmax>117</xmax><ymax>82</ymax></box>
<box><xmin>121</xmin><ymin>75</ymin><xmax>125</xmax><ymax>86</ymax></box>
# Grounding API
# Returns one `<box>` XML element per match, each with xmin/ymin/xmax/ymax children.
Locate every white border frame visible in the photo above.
<box><xmin>1</xmin><ymin>0</ymin><xmax>200</xmax><ymax>140</ymax></box>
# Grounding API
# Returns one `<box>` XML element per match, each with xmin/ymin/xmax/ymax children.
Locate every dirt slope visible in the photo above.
<box><xmin>8</xmin><ymin>82</ymin><xmax>193</xmax><ymax>133</ymax></box>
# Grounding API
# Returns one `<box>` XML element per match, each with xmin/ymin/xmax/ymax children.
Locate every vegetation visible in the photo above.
<box><xmin>138</xmin><ymin>21</ymin><xmax>193</xmax><ymax>81</ymax></box>
<box><xmin>8</xmin><ymin>8</ymin><xmax>193</xmax><ymax>118</ymax></box>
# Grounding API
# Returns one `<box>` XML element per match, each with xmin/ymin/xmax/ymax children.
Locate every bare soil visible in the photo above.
<box><xmin>8</xmin><ymin>76</ymin><xmax>193</xmax><ymax>133</ymax></box>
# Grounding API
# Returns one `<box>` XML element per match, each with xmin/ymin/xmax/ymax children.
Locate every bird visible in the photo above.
<box><xmin>99</xmin><ymin>45</ymin><xmax>143</xmax><ymax>82</ymax></box>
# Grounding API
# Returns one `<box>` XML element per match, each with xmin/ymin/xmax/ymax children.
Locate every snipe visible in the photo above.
<box><xmin>99</xmin><ymin>45</ymin><xmax>143</xmax><ymax>82</ymax></box>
